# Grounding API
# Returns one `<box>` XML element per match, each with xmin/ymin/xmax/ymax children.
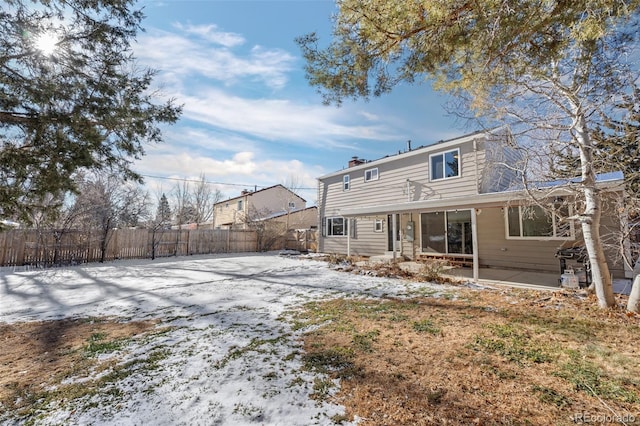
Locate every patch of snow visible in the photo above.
<box><xmin>0</xmin><ymin>253</ymin><xmax>437</xmax><ymax>425</ymax></box>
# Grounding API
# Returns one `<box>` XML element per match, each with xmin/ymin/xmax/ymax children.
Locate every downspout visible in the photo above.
<box><xmin>471</xmin><ymin>208</ymin><xmax>479</xmax><ymax>282</ymax></box>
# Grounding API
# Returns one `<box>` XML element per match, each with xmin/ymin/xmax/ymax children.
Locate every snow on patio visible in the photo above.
<box><xmin>0</xmin><ymin>253</ymin><xmax>444</xmax><ymax>426</ymax></box>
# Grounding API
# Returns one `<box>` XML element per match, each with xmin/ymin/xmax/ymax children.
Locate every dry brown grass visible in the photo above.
<box><xmin>0</xmin><ymin>317</ymin><xmax>163</xmax><ymax>420</ymax></box>
<box><xmin>295</xmin><ymin>286</ymin><xmax>640</xmax><ymax>425</ymax></box>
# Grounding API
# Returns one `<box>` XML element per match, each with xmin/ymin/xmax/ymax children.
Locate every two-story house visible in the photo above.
<box><xmin>213</xmin><ymin>184</ymin><xmax>308</xmax><ymax>229</ymax></box>
<box><xmin>317</xmin><ymin>128</ymin><xmax>631</xmax><ymax>281</ymax></box>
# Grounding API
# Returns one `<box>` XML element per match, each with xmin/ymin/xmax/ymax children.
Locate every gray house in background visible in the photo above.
<box><xmin>317</xmin><ymin>128</ymin><xmax>631</xmax><ymax>281</ymax></box>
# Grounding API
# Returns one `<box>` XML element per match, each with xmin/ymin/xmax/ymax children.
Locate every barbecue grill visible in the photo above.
<box><xmin>555</xmin><ymin>247</ymin><xmax>591</xmax><ymax>288</ymax></box>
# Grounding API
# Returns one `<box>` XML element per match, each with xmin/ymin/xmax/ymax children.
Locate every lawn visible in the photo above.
<box><xmin>0</xmin><ymin>254</ymin><xmax>638</xmax><ymax>425</ymax></box>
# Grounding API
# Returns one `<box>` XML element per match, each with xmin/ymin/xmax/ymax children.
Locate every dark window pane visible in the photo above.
<box><xmin>507</xmin><ymin>207</ymin><xmax>521</xmax><ymax>237</ymax></box>
<box><xmin>445</xmin><ymin>150</ymin><xmax>459</xmax><ymax>178</ymax></box>
<box><xmin>421</xmin><ymin>212</ymin><xmax>446</xmax><ymax>252</ymax></box>
<box><xmin>447</xmin><ymin>210</ymin><xmax>472</xmax><ymax>254</ymax></box>
<box><xmin>522</xmin><ymin>206</ymin><xmax>553</xmax><ymax>237</ymax></box>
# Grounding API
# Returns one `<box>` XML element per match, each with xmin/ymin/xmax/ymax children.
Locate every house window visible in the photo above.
<box><xmin>364</xmin><ymin>168</ymin><xmax>379</xmax><ymax>182</ymax></box>
<box><xmin>421</xmin><ymin>210</ymin><xmax>473</xmax><ymax>254</ymax></box>
<box><xmin>430</xmin><ymin>149</ymin><xmax>460</xmax><ymax>180</ymax></box>
<box><xmin>325</xmin><ymin>217</ymin><xmax>348</xmax><ymax>236</ymax></box>
<box><xmin>374</xmin><ymin>219</ymin><xmax>383</xmax><ymax>232</ymax></box>
<box><xmin>237</xmin><ymin>200</ymin><xmax>243</xmax><ymax>210</ymax></box>
<box><xmin>288</xmin><ymin>202</ymin><xmax>296</xmax><ymax>209</ymax></box>
<box><xmin>506</xmin><ymin>205</ymin><xmax>574</xmax><ymax>239</ymax></box>
<box><xmin>343</xmin><ymin>175</ymin><xmax>350</xmax><ymax>191</ymax></box>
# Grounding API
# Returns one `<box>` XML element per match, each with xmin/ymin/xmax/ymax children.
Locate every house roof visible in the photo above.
<box><xmin>318</xmin><ymin>127</ymin><xmax>506</xmax><ymax>180</ymax></box>
<box><xmin>255</xmin><ymin>206</ymin><xmax>318</xmax><ymax>222</ymax></box>
<box><xmin>214</xmin><ymin>184</ymin><xmax>306</xmax><ymax>205</ymax></box>
<box><xmin>336</xmin><ymin>172</ymin><xmax>625</xmax><ymax>217</ymax></box>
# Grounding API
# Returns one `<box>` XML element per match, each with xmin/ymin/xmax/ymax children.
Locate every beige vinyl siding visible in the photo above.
<box><xmin>320</xmin><ymin>141</ymin><xmax>483</xmax><ymax>216</ymax></box>
<box><xmin>249</xmin><ymin>186</ymin><xmax>306</xmax><ymax>214</ymax></box>
<box><xmin>214</xmin><ymin>199</ymin><xmax>246</xmax><ymax>228</ymax></box>
<box><xmin>476</xmin><ymin>205</ymin><xmax>627</xmax><ymax>278</ymax></box>
<box><xmin>322</xmin><ymin>217</ymin><xmax>387</xmax><ymax>256</ymax></box>
<box><xmin>476</xmin><ymin>207</ymin><xmax>567</xmax><ymax>273</ymax></box>
<box><xmin>598</xmin><ymin>193</ymin><xmax>626</xmax><ymax>277</ymax></box>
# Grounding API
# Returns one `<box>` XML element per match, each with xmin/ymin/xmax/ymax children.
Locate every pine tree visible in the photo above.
<box><xmin>0</xmin><ymin>0</ymin><xmax>182</xmax><ymax>222</ymax></box>
<box><xmin>156</xmin><ymin>194</ymin><xmax>172</xmax><ymax>227</ymax></box>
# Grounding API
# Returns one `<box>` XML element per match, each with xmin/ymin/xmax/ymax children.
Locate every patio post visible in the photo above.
<box><xmin>471</xmin><ymin>208</ymin><xmax>479</xmax><ymax>282</ymax></box>
<box><xmin>347</xmin><ymin>217</ymin><xmax>351</xmax><ymax>256</ymax></box>
<box><xmin>392</xmin><ymin>213</ymin><xmax>398</xmax><ymax>261</ymax></box>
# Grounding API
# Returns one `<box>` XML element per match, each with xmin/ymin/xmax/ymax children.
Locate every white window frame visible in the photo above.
<box><xmin>364</xmin><ymin>168</ymin><xmax>379</xmax><ymax>182</ymax></box>
<box><xmin>343</xmin><ymin>175</ymin><xmax>350</xmax><ymax>191</ymax></box>
<box><xmin>374</xmin><ymin>219</ymin><xmax>384</xmax><ymax>232</ymax></box>
<box><xmin>325</xmin><ymin>217</ymin><xmax>348</xmax><ymax>237</ymax></box>
<box><xmin>429</xmin><ymin>148</ymin><xmax>460</xmax><ymax>181</ymax></box>
<box><xmin>505</xmin><ymin>205</ymin><xmax>575</xmax><ymax>240</ymax></box>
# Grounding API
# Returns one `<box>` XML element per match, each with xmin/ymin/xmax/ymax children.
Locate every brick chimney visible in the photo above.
<box><xmin>348</xmin><ymin>156</ymin><xmax>365</xmax><ymax>168</ymax></box>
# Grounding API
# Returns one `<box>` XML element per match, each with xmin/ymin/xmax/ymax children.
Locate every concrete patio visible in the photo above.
<box><xmin>366</xmin><ymin>256</ymin><xmax>634</xmax><ymax>295</ymax></box>
<box><xmin>443</xmin><ymin>266</ymin><xmax>561</xmax><ymax>291</ymax></box>
<box><xmin>444</xmin><ymin>266</ymin><xmax>633</xmax><ymax>295</ymax></box>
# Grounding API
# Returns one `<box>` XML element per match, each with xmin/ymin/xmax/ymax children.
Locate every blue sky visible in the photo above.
<box><xmin>133</xmin><ymin>0</ymin><xmax>469</xmax><ymax>205</ymax></box>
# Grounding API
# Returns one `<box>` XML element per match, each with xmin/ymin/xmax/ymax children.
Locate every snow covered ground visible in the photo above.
<box><xmin>0</xmin><ymin>253</ymin><xmax>444</xmax><ymax>426</ymax></box>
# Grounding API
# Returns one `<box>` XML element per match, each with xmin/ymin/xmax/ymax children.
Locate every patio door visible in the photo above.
<box><xmin>387</xmin><ymin>214</ymin><xmax>401</xmax><ymax>251</ymax></box>
<box><xmin>421</xmin><ymin>210</ymin><xmax>473</xmax><ymax>254</ymax></box>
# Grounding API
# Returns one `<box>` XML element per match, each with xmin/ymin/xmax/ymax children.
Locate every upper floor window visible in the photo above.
<box><xmin>364</xmin><ymin>168</ymin><xmax>379</xmax><ymax>182</ymax></box>
<box><xmin>237</xmin><ymin>200</ymin><xmax>243</xmax><ymax>211</ymax></box>
<box><xmin>430</xmin><ymin>149</ymin><xmax>460</xmax><ymax>180</ymax></box>
<box><xmin>343</xmin><ymin>175</ymin><xmax>350</xmax><ymax>191</ymax></box>
<box><xmin>288</xmin><ymin>201</ymin><xmax>296</xmax><ymax>209</ymax></box>
<box><xmin>506</xmin><ymin>204</ymin><xmax>574</xmax><ymax>240</ymax></box>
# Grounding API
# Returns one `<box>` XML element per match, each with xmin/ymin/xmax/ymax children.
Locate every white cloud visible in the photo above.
<box><xmin>179</xmin><ymin>88</ymin><xmax>397</xmax><ymax>147</ymax></box>
<box><xmin>135</xmin><ymin>29</ymin><xmax>295</xmax><ymax>89</ymax></box>
<box><xmin>132</xmin><ymin>21</ymin><xmax>409</xmax><ymax>204</ymax></box>
<box><xmin>172</xmin><ymin>23</ymin><xmax>245</xmax><ymax>47</ymax></box>
<box><xmin>136</xmin><ymin>150</ymin><xmax>322</xmax><ymax>205</ymax></box>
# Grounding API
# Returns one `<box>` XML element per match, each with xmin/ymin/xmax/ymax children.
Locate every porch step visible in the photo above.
<box><xmin>417</xmin><ymin>254</ymin><xmax>473</xmax><ymax>268</ymax></box>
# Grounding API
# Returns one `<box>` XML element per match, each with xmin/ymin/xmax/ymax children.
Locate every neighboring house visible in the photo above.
<box><xmin>260</xmin><ymin>206</ymin><xmax>318</xmax><ymax>230</ymax></box>
<box><xmin>213</xmin><ymin>184</ymin><xmax>307</xmax><ymax>229</ymax></box>
<box><xmin>317</xmin><ymin>128</ymin><xmax>631</xmax><ymax>281</ymax></box>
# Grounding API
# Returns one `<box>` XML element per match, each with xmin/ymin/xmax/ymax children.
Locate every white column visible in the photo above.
<box><xmin>471</xmin><ymin>208</ymin><xmax>479</xmax><ymax>282</ymax></box>
<box><xmin>346</xmin><ymin>218</ymin><xmax>351</xmax><ymax>256</ymax></box>
<box><xmin>392</xmin><ymin>213</ymin><xmax>398</xmax><ymax>261</ymax></box>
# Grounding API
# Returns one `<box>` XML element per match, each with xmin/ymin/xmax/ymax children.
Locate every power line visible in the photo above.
<box><xmin>140</xmin><ymin>174</ymin><xmax>316</xmax><ymax>190</ymax></box>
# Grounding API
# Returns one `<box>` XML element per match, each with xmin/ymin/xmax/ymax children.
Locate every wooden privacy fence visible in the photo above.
<box><xmin>0</xmin><ymin>228</ymin><xmax>258</xmax><ymax>268</ymax></box>
<box><xmin>281</xmin><ymin>229</ymin><xmax>318</xmax><ymax>253</ymax></box>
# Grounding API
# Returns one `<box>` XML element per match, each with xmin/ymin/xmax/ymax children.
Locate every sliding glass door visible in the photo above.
<box><xmin>421</xmin><ymin>210</ymin><xmax>473</xmax><ymax>254</ymax></box>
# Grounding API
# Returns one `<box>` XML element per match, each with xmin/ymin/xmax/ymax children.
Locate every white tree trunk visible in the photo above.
<box><xmin>575</xmin><ymin>114</ymin><xmax>615</xmax><ymax>308</ymax></box>
<box><xmin>627</xmin><ymin>274</ymin><xmax>640</xmax><ymax>312</ymax></box>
